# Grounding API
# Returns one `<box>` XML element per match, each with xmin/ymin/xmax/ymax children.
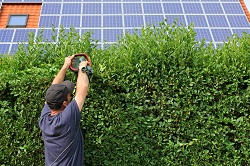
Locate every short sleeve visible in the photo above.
<box><xmin>40</xmin><ymin>103</ymin><xmax>51</xmax><ymax>117</ymax></box>
<box><xmin>61</xmin><ymin>100</ymin><xmax>81</xmax><ymax>129</ymax></box>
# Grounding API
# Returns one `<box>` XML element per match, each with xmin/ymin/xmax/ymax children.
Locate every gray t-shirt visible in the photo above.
<box><xmin>39</xmin><ymin>100</ymin><xmax>83</xmax><ymax>166</ymax></box>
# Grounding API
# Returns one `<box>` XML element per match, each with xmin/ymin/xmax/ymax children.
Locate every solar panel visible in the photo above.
<box><xmin>42</xmin><ymin>3</ymin><xmax>61</xmax><ymax>14</ymax></box>
<box><xmin>103</xmin><ymin>29</ymin><xmax>123</xmax><ymax>42</ymax></box>
<box><xmin>186</xmin><ymin>15</ymin><xmax>208</xmax><ymax>27</ymax></box>
<box><xmin>125</xmin><ymin>29</ymin><xmax>141</xmax><ymax>36</ymax></box>
<box><xmin>62</xmin><ymin>3</ymin><xmax>81</xmax><ymax>14</ymax></box>
<box><xmin>232</xmin><ymin>29</ymin><xmax>250</xmax><ymax>37</ymax></box>
<box><xmin>82</xmin><ymin>16</ymin><xmax>101</xmax><ymax>27</ymax></box>
<box><xmin>202</xmin><ymin>3</ymin><xmax>223</xmax><ymax>14</ymax></box>
<box><xmin>222</xmin><ymin>3</ymin><xmax>244</xmax><ymax>14</ymax></box>
<box><xmin>13</xmin><ymin>29</ymin><xmax>36</xmax><ymax>42</ymax></box>
<box><xmin>0</xmin><ymin>44</ymin><xmax>10</xmax><ymax>54</ymax></box>
<box><xmin>194</xmin><ymin>29</ymin><xmax>212</xmax><ymax>42</ymax></box>
<box><xmin>207</xmin><ymin>15</ymin><xmax>229</xmax><ymax>27</ymax></box>
<box><xmin>0</xmin><ymin>30</ymin><xmax>14</xmax><ymax>42</ymax></box>
<box><xmin>163</xmin><ymin>3</ymin><xmax>183</xmax><ymax>14</ymax></box>
<box><xmin>81</xmin><ymin>29</ymin><xmax>101</xmax><ymax>41</ymax></box>
<box><xmin>38</xmin><ymin>29</ymin><xmax>58</xmax><ymax>42</ymax></box>
<box><xmin>183</xmin><ymin>3</ymin><xmax>203</xmax><ymax>14</ymax></box>
<box><xmin>9</xmin><ymin>44</ymin><xmax>18</xmax><ymax>54</ymax></box>
<box><xmin>0</xmin><ymin>0</ymin><xmax>250</xmax><ymax>54</ymax></box>
<box><xmin>124</xmin><ymin>15</ymin><xmax>144</xmax><ymax>27</ymax></box>
<box><xmin>165</xmin><ymin>15</ymin><xmax>186</xmax><ymax>26</ymax></box>
<box><xmin>227</xmin><ymin>16</ymin><xmax>250</xmax><ymax>27</ymax></box>
<box><xmin>82</xmin><ymin>3</ymin><xmax>101</xmax><ymax>14</ymax></box>
<box><xmin>61</xmin><ymin>16</ymin><xmax>81</xmax><ymax>27</ymax></box>
<box><xmin>211</xmin><ymin>29</ymin><xmax>232</xmax><ymax>42</ymax></box>
<box><xmin>39</xmin><ymin>16</ymin><xmax>60</xmax><ymax>27</ymax></box>
<box><xmin>123</xmin><ymin>3</ymin><xmax>142</xmax><ymax>14</ymax></box>
<box><xmin>103</xmin><ymin>16</ymin><xmax>123</xmax><ymax>27</ymax></box>
<box><xmin>145</xmin><ymin>15</ymin><xmax>164</xmax><ymax>27</ymax></box>
<box><xmin>143</xmin><ymin>3</ymin><xmax>162</xmax><ymax>14</ymax></box>
<box><xmin>103</xmin><ymin>3</ymin><xmax>122</xmax><ymax>14</ymax></box>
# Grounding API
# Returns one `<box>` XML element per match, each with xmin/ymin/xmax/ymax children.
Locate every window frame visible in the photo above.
<box><xmin>7</xmin><ymin>14</ymin><xmax>29</xmax><ymax>28</ymax></box>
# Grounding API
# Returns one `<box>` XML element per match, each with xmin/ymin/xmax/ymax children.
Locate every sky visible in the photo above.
<box><xmin>245</xmin><ymin>0</ymin><xmax>250</xmax><ymax>11</ymax></box>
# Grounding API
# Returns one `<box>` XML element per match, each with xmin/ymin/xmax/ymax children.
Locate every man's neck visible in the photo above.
<box><xmin>50</xmin><ymin>109</ymin><xmax>63</xmax><ymax>116</ymax></box>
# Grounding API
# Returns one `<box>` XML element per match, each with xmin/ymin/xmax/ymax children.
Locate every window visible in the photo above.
<box><xmin>7</xmin><ymin>15</ymin><xmax>28</xmax><ymax>28</ymax></box>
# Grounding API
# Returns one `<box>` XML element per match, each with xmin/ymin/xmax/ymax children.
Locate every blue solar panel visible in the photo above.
<box><xmin>165</xmin><ymin>15</ymin><xmax>186</xmax><ymax>26</ymax></box>
<box><xmin>124</xmin><ymin>15</ymin><xmax>144</xmax><ymax>27</ymax></box>
<box><xmin>44</xmin><ymin>0</ymin><xmax>61</xmax><ymax>2</ymax></box>
<box><xmin>103</xmin><ymin>3</ymin><xmax>122</xmax><ymax>14</ymax></box>
<box><xmin>183</xmin><ymin>3</ymin><xmax>203</xmax><ymax>14</ymax></box>
<box><xmin>103</xmin><ymin>16</ymin><xmax>122</xmax><ymax>27</ymax></box>
<box><xmin>64</xmin><ymin>0</ymin><xmax>81</xmax><ymax>2</ymax></box>
<box><xmin>61</xmin><ymin>16</ymin><xmax>81</xmax><ymax>27</ymax></box>
<box><xmin>62</xmin><ymin>3</ymin><xmax>81</xmax><ymax>14</ymax></box>
<box><xmin>13</xmin><ymin>29</ymin><xmax>36</xmax><ymax>42</ymax></box>
<box><xmin>123</xmin><ymin>3</ymin><xmax>142</xmax><ymax>14</ymax></box>
<box><xmin>81</xmin><ymin>29</ymin><xmax>101</xmax><ymax>41</ymax></box>
<box><xmin>23</xmin><ymin>0</ymin><xmax>41</xmax><ymax>2</ymax></box>
<box><xmin>82</xmin><ymin>16</ymin><xmax>101</xmax><ymax>27</ymax></box>
<box><xmin>39</xmin><ymin>16</ymin><xmax>60</xmax><ymax>27</ymax></box>
<box><xmin>211</xmin><ymin>29</ymin><xmax>232</xmax><ymax>42</ymax></box>
<box><xmin>187</xmin><ymin>15</ymin><xmax>208</xmax><ymax>27</ymax></box>
<box><xmin>222</xmin><ymin>3</ymin><xmax>244</xmax><ymax>14</ymax></box>
<box><xmin>0</xmin><ymin>44</ymin><xmax>10</xmax><ymax>54</ymax></box>
<box><xmin>103</xmin><ymin>29</ymin><xmax>123</xmax><ymax>42</ymax></box>
<box><xmin>38</xmin><ymin>29</ymin><xmax>58</xmax><ymax>42</ymax></box>
<box><xmin>82</xmin><ymin>3</ymin><xmax>101</xmax><ymax>14</ymax></box>
<box><xmin>207</xmin><ymin>15</ymin><xmax>229</xmax><ymax>27</ymax></box>
<box><xmin>1</xmin><ymin>0</ymin><xmax>248</xmax><ymax>52</ymax></box>
<box><xmin>227</xmin><ymin>16</ymin><xmax>250</xmax><ymax>27</ymax></box>
<box><xmin>0</xmin><ymin>30</ymin><xmax>14</xmax><ymax>42</ymax></box>
<box><xmin>42</xmin><ymin>3</ymin><xmax>61</xmax><ymax>14</ymax></box>
<box><xmin>10</xmin><ymin>44</ymin><xmax>19</xmax><ymax>54</ymax></box>
<box><xmin>202</xmin><ymin>3</ymin><xmax>223</xmax><ymax>14</ymax></box>
<box><xmin>233</xmin><ymin>29</ymin><xmax>250</xmax><ymax>37</ymax></box>
<box><xmin>4</xmin><ymin>0</ymin><xmax>22</xmax><ymax>2</ymax></box>
<box><xmin>194</xmin><ymin>29</ymin><xmax>212</xmax><ymax>41</ymax></box>
<box><xmin>145</xmin><ymin>15</ymin><xmax>164</xmax><ymax>27</ymax></box>
<box><xmin>143</xmin><ymin>3</ymin><xmax>162</xmax><ymax>14</ymax></box>
<box><xmin>125</xmin><ymin>29</ymin><xmax>141</xmax><ymax>36</ymax></box>
<box><xmin>163</xmin><ymin>3</ymin><xmax>183</xmax><ymax>14</ymax></box>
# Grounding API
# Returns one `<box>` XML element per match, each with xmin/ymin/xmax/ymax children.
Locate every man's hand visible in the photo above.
<box><xmin>63</xmin><ymin>55</ymin><xmax>75</xmax><ymax>69</ymax></box>
<box><xmin>79</xmin><ymin>60</ymin><xmax>88</xmax><ymax>70</ymax></box>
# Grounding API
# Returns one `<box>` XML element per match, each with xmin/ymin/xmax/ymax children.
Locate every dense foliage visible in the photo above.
<box><xmin>0</xmin><ymin>23</ymin><xmax>249</xmax><ymax>165</ymax></box>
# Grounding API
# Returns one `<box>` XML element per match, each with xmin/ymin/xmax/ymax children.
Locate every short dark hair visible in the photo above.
<box><xmin>47</xmin><ymin>101</ymin><xmax>64</xmax><ymax>110</ymax></box>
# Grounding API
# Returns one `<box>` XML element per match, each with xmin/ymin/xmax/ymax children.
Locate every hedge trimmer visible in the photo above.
<box><xmin>69</xmin><ymin>53</ymin><xmax>93</xmax><ymax>80</ymax></box>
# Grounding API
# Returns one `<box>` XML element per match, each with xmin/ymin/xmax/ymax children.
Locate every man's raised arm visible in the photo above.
<box><xmin>75</xmin><ymin>61</ymin><xmax>89</xmax><ymax>111</ymax></box>
<box><xmin>52</xmin><ymin>55</ymin><xmax>74</xmax><ymax>85</ymax></box>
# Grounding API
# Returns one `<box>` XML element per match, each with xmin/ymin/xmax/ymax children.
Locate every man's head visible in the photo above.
<box><xmin>45</xmin><ymin>80</ymin><xmax>75</xmax><ymax>110</ymax></box>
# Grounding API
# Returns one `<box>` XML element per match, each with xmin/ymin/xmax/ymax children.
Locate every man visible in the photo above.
<box><xmin>39</xmin><ymin>55</ymin><xmax>89</xmax><ymax>166</ymax></box>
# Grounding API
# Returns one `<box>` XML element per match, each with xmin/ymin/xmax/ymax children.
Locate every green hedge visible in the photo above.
<box><xmin>0</xmin><ymin>24</ymin><xmax>249</xmax><ymax>165</ymax></box>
